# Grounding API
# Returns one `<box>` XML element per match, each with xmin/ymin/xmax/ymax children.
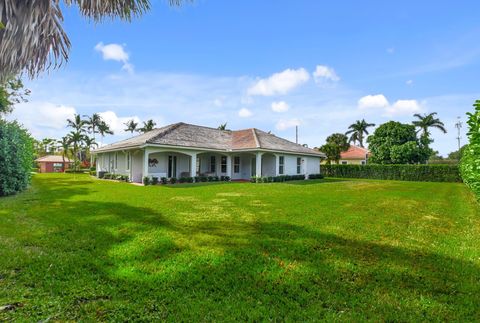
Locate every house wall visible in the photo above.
<box><xmin>131</xmin><ymin>150</ymin><xmax>144</xmax><ymax>183</ymax></box>
<box><xmin>305</xmin><ymin>156</ymin><xmax>321</xmax><ymax>175</ymax></box>
<box><xmin>261</xmin><ymin>154</ymin><xmax>276</xmax><ymax>177</ymax></box>
<box><xmin>38</xmin><ymin>161</ymin><xmax>71</xmax><ymax>173</ymax></box>
<box><xmin>340</xmin><ymin>159</ymin><xmax>366</xmax><ymax>165</ymax></box>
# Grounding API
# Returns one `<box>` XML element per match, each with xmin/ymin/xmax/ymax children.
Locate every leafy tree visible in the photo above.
<box><xmin>84</xmin><ymin>136</ymin><xmax>98</xmax><ymax>167</ymax></box>
<box><xmin>67</xmin><ymin>131</ymin><xmax>86</xmax><ymax>171</ymax></box>
<box><xmin>41</xmin><ymin>138</ymin><xmax>56</xmax><ymax>155</ymax></box>
<box><xmin>218</xmin><ymin>123</ymin><xmax>228</xmax><ymax>130</ymax></box>
<box><xmin>460</xmin><ymin>100</ymin><xmax>480</xmax><ymax>198</ymax></box>
<box><xmin>137</xmin><ymin>119</ymin><xmax>156</xmax><ymax>133</ymax></box>
<box><xmin>367</xmin><ymin>121</ymin><xmax>430</xmax><ymax>164</ymax></box>
<box><xmin>448</xmin><ymin>146</ymin><xmax>466</xmax><ymax>160</ymax></box>
<box><xmin>319</xmin><ymin>133</ymin><xmax>349</xmax><ymax>164</ymax></box>
<box><xmin>0</xmin><ymin>1</ymin><xmax>186</xmax><ymax>80</ymax></box>
<box><xmin>98</xmin><ymin>120</ymin><xmax>114</xmax><ymax>142</ymax></box>
<box><xmin>66</xmin><ymin>114</ymin><xmax>86</xmax><ymax>132</ymax></box>
<box><xmin>124</xmin><ymin>119</ymin><xmax>138</xmax><ymax>134</ymax></box>
<box><xmin>84</xmin><ymin>113</ymin><xmax>103</xmax><ymax>142</ymax></box>
<box><xmin>345</xmin><ymin>119</ymin><xmax>375</xmax><ymax>147</ymax></box>
<box><xmin>0</xmin><ymin>77</ymin><xmax>30</xmax><ymax>115</ymax></box>
<box><xmin>57</xmin><ymin>136</ymin><xmax>71</xmax><ymax>171</ymax></box>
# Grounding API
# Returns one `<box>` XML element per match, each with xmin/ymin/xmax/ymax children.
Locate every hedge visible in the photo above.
<box><xmin>0</xmin><ymin>120</ymin><xmax>34</xmax><ymax>196</ymax></box>
<box><xmin>460</xmin><ymin>100</ymin><xmax>480</xmax><ymax>199</ymax></box>
<box><xmin>321</xmin><ymin>164</ymin><xmax>461</xmax><ymax>182</ymax></box>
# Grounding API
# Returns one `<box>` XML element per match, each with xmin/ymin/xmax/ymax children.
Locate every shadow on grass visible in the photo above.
<box><xmin>4</xmin><ymin>174</ymin><xmax>479</xmax><ymax>321</ymax></box>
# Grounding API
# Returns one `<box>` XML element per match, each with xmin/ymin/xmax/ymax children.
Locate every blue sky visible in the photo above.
<box><xmin>10</xmin><ymin>0</ymin><xmax>480</xmax><ymax>155</ymax></box>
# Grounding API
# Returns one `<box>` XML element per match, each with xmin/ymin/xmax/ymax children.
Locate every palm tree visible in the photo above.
<box><xmin>218</xmin><ymin>123</ymin><xmax>227</xmax><ymax>130</ymax></box>
<box><xmin>83</xmin><ymin>136</ymin><xmax>98</xmax><ymax>168</ymax></box>
<box><xmin>345</xmin><ymin>119</ymin><xmax>375</xmax><ymax>148</ymax></box>
<box><xmin>412</xmin><ymin>112</ymin><xmax>447</xmax><ymax>138</ymax></box>
<box><xmin>84</xmin><ymin>113</ymin><xmax>102</xmax><ymax>142</ymax></box>
<box><xmin>0</xmin><ymin>1</ymin><xmax>185</xmax><ymax>80</ymax></box>
<box><xmin>66</xmin><ymin>114</ymin><xmax>86</xmax><ymax>132</ymax></box>
<box><xmin>137</xmin><ymin>119</ymin><xmax>156</xmax><ymax>133</ymax></box>
<box><xmin>67</xmin><ymin>131</ymin><xmax>86</xmax><ymax>171</ymax></box>
<box><xmin>98</xmin><ymin>120</ymin><xmax>114</xmax><ymax>143</ymax></box>
<box><xmin>41</xmin><ymin>138</ymin><xmax>56</xmax><ymax>155</ymax></box>
<box><xmin>124</xmin><ymin>119</ymin><xmax>138</xmax><ymax>135</ymax></box>
<box><xmin>57</xmin><ymin>136</ymin><xmax>70</xmax><ymax>172</ymax></box>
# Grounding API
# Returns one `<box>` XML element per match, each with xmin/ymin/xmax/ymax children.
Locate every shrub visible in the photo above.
<box><xmin>186</xmin><ymin>177</ymin><xmax>194</xmax><ymax>183</ymax></box>
<box><xmin>178</xmin><ymin>177</ymin><xmax>186</xmax><ymax>183</ymax></box>
<box><xmin>65</xmin><ymin>169</ymin><xmax>86</xmax><ymax>174</ymax></box>
<box><xmin>90</xmin><ymin>166</ymin><xmax>96</xmax><ymax>171</ymax></box>
<box><xmin>161</xmin><ymin>177</ymin><xmax>168</xmax><ymax>185</ymax></box>
<box><xmin>308</xmin><ymin>173</ymin><xmax>324</xmax><ymax>179</ymax></box>
<box><xmin>169</xmin><ymin>177</ymin><xmax>177</xmax><ymax>184</ymax></box>
<box><xmin>207</xmin><ymin>176</ymin><xmax>214</xmax><ymax>182</ymax></box>
<box><xmin>460</xmin><ymin>100</ymin><xmax>480</xmax><ymax>198</ymax></box>
<box><xmin>151</xmin><ymin>177</ymin><xmax>159</xmax><ymax>185</ymax></box>
<box><xmin>220</xmin><ymin>176</ymin><xmax>231</xmax><ymax>181</ymax></box>
<box><xmin>143</xmin><ymin>176</ymin><xmax>150</xmax><ymax>186</ymax></box>
<box><xmin>89</xmin><ymin>170</ymin><xmax>96</xmax><ymax>176</ymax></box>
<box><xmin>200</xmin><ymin>176</ymin><xmax>208</xmax><ymax>182</ymax></box>
<box><xmin>322</xmin><ymin>164</ymin><xmax>461</xmax><ymax>182</ymax></box>
<box><xmin>0</xmin><ymin>120</ymin><xmax>34</xmax><ymax>196</ymax></box>
<box><xmin>31</xmin><ymin>167</ymin><xmax>39</xmax><ymax>173</ymax></box>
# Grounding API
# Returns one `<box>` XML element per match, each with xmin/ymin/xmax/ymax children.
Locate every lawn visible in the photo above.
<box><xmin>0</xmin><ymin>174</ymin><xmax>479</xmax><ymax>321</ymax></box>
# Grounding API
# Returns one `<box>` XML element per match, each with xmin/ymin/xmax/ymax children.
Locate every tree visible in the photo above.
<box><xmin>137</xmin><ymin>119</ymin><xmax>156</xmax><ymax>133</ymax></box>
<box><xmin>0</xmin><ymin>77</ymin><xmax>30</xmax><ymax>115</ymax></box>
<box><xmin>218</xmin><ymin>123</ymin><xmax>227</xmax><ymax>130</ymax></box>
<box><xmin>98</xmin><ymin>120</ymin><xmax>114</xmax><ymax>142</ymax></box>
<box><xmin>319</xmin><ymin>133</ymin><xmax>349</xmax><ymax>164</ymax></box>
<box><xmin>448</xmin><ymin>146</ymin><xmax>466</xmax><ymax>160</ymax></box>
<box><xmin>412</xmin><ymin>112</ymin><xmax>447</xmax><ymax>138</ymax></box>
<box><xmin>0</xmin><ymin>1</ymin><xmax>186</xmax><ymax>80</ymax></box>
<box><xmin>345</xmin><ymin>119</ymin><xmax>375</xmax><ymax>147</ymax></box>
<box><xmin>84</xmin><ymin>113</ymin><xmax>102</xmax><ymax>142</ymax></box>
<box><xmin>67</xmin><ymin>131</ymin><xmax>86</xmax><ymax>171</ymax></box>
<box><xmin>460</xmin><ymin>100</ymin><xmax>480</xmax><ymax>198</ymax></box>
<box><xmin>66</xmin><ymin>114</ymin><xmax>86</xmax><ymax>132</ymax></box>
<box><xmin>367</xmin><ymin>121</ymin><xmax>430</xmax><ymax>164</ymax></box>
<box><xmin>124</xmin><ymin>119</ymin><xmax>138</xmax><ymax>134</ymax></box>
<box><xmin>41</xmin><ymin>138</ymin><xmax>56</xmax><ymax>155</ymax></box>
<box><xmin>57</xmin><ymin>136</ymin><xmax>71</xmax><ymax>172</ymax></box>
<box><xmin>83</xmin><ymin>136</ymin><xmax>98</xmax><ymax>168</ymax></box>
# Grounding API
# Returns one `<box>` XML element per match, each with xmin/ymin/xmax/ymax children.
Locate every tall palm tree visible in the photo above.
<box><xmin>137</xmin><ymin>119</ymin><xmax>156</xmax><ymax>133</ymax></box>
<box><xmin>84</xmin><ymin>113</ymin><xmax>102</xmax><ymax>142</ymax></box>
<box><xmin>66</xmin><ymin>114</ymin><xmax>86</xmax><ymax>132</ymax></box>
<box><xmin>83</xmin><ymin>136</ymin><xmax>98</xmax><ymax>168</ymax></box>
<box><xmin>41</xmin><ymin>138</ymin><xmax>56</xmax><ymax>155</ymax></box>
<box><xmin>67</xmin><ymin>130</ymin><xmax>86</xmax><ymax>171</ymax></box>
<box><xmin>98</xmin><ymin>120</ymin><xmax>114</xmax><ymax>143</ymax></box>
<box><xmin>345</xmin><ymin>119</ymin><xmax>375</xmax><ymax>147</ymax></box>
<box><xmin>218</xmin><ymin>123</ymin><xmax>227</xmax><ymax>130</ymax></box>
<box><xmin>124</xmin><ymin>119</ymin><xmax>138</xmax><ymax>135</ymax></box>
<box><xmin>57</xmin><ymin>136</ymin><xmax>70</xmax><ymax>172</ymax></box>
<box><xmin>412</xmin><ymin>112</ymin><xmax>447</xmax><ymax>138</ymax></box>
<box><xmin>0</xmin><ymin>1</ymin><xmax>185</xmax><ymax>80</ymax></box>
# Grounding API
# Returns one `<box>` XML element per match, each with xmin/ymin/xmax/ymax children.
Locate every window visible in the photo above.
<box><xmin>196</xmin><ymin>156</ymin><xmax>200</xmax><ymax>174</ymax></box>
<box><xmin>279</xmin><ymin>156</ymin><xmax>284</xmax><ymax>175</ymax></box>
<box><xmin>221</xmin><ymin>156</ymin><xmax>227</xmax><ymax>173</ymax></box>
<box><xmin>297</xmin><ymin>157</ymin><xmax>302</xmax><ymax>174</ymax></box>
<box><xmin>341</xmin><ymin>161</ymin><xmax>348</xmax><ymax>165</ymax></box>
<box><xmin>126</xmin><ymin>152</ymin><xmax>130</xmax><ymax>170</ymax></box>
<box><xmin>210</xmin><ymin>156</ymin><xmax>216</xmax><ymax>173</ymax></box>
<box><xmin>361</xmin><ymin>160</ymin><xmax>366</xmax><ymax>165</ymax></box>
<box><xmin>234</xmin><ymin>156</ymin><xmax>240</xmax><ymax>173</ymax></box>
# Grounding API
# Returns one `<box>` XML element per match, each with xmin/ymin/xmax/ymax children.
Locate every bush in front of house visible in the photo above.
<box><xmin>151</xmin><ymin>177</ymin><xmax>159</xmax><ymax>185</ymax></box>
<box><xmin>143</xmin><ymin>176</ymin><xmax>150</xmax><ymax>186</ymax></box>
<box><xmin>169</xmin><ymin>177</ymin><xmax>177</xmax><ymax>184</ymax></box>
<box><xmin>321</xmin><ymin>164</ymin><xmax>461</xmax><ymax>182</ymax></box>
<box><xmin>160</xmin><ymin>177</ymin><xmax>168</xmax><ymax>185</ymax></box>
<box><xmin>308</xmin><ymin>173</ymin><xmax>324</xmax><ymax>179</ymax></box>
<box><xmin>0</xmin><ymin>120</ymin><xmax>34</xmax><ymax>196</ymax></box>
<box><xmin>89</xmin><ymin>170</ymin><xmax>96</xmax><ymax>176</ymax></box>
<box><xmin>220</xmin><ymin>176</ymin><xmax>231</xmax><ymax>181</ymax></box>
<box><xmin>251</xmin><ymin>174</ymin><xmax>306</xmax><ymax>183</ymax></box>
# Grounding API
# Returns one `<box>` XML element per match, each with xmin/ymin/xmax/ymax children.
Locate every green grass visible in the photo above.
<box><xmin>1</xmin><ymin>174</ymin><xmax>479</xmax><ymax>321</ymax></box>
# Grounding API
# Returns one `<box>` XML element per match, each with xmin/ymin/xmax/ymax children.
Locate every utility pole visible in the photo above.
<box><xmin>455</xmin><ymin>117</ymin><xmax>462</xmax><ymax>150</ymax></box>
<box><xmin>295</xmin><ymin>125</ymin><xmax>298</xmax><ymax>144</ymax></box>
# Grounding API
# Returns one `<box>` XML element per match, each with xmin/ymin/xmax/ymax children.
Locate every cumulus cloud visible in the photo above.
<box><xmin>313</xmin><ymin>65</ymin><xmax>340</xmax><ymax>83</ymax></box>
<box><xmin>247</xmin><ymin>68</ymin><xmax>310</xmax><ymax>96</ymax></box>
<box><xmin>95</xmin><ymin>42</ymin><xmax>134</xmax><ymax>73</ymax></box>
<box><xmin>276</xmin><ymin>118</ymin><xmax>301</xmax><ymax>131</ymax></box>
<box><xmin>98</xmin><ymin>111</ymin><xmax>142</xmax><ymax>135</ymax></box>
<box><xmin>238</xmin><ymin>108</ymin><xmax>253</xmax><ymax>118</ymax></box>
<box><xmin>358</xmin><ymin>94</ymin><xmax>423</xmax><ymax>116</ymax></box>
<box><xmin>358</xmin><ymin>94</ymin><xmax>389</xmax><ymax>110</ymax></box>
<box><xmin>271</xmin><ymin>101</ymin><xmax>290</xmax><ymax>113</ymax></box>
<box><xmin>406</xmin><ymin>79</ymin><xmax>413</xmax><ymax>85</ymax></box>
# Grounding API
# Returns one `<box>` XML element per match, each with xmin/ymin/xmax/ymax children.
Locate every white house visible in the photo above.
<box><xmin>93</xmin><ymin>122</ymin><xmax>325</xmax><ymax>183</ymax></box>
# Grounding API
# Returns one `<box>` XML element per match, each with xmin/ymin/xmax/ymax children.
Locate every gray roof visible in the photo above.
<box><xmin>94</xmin><ymin>122</ymin><xmax>325</xmax><ymax>157</ymax></box>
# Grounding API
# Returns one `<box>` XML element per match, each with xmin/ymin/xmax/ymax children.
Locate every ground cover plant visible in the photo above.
<box><xmin>0</xmin><ymin>174</ymin><xmax>479</xmax><ymax>321</ymax></box>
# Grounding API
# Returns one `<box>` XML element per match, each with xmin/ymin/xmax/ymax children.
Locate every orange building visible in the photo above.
<box><xmin>35</xmin><ymin>155</ymin><xmax>72</xmax><ymax>173</ymax></box>
<box><xmin>339</xmin><ymin>145</ymin><xmax>371</xmax><ymax>165</ymax></box>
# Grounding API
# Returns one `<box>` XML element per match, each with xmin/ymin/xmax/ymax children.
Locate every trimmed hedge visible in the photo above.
<box><xmin>321</xmin><ymin>164</ymin><xmax>461</xmax><ymax>182</ymax></box>
<box><xmin>460</xmin><ymin>100</ymin><xmax>480</xmax><ymax>198</ymax></box>
<box><xmin>0</xmin><ymin>120</ymin><xmax>34</xmax><ymax>196</ymax></box>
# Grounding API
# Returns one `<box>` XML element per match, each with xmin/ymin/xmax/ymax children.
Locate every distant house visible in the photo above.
<box><xmin>93</xmin><ymin>122</ymin><xmax>326</xmax><ymax>183</ymax></box>
<box><xmin>35</xmin><ymin>155</ymin><xmax>72</xmax><ymax>173</ymax></box>
<box><xmin>339</xmin><ymin>145</ymin><xmax>370</xmax><ymax>165</ymax></box>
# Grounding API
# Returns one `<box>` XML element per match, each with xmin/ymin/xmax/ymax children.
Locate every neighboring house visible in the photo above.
<box><xmin>35</xmin><ymin>155</ymin><xmax>72</xmax><ymax>173</ymax></box>
<box><xmin>339</xmin><ymin>145</ymin><xmax>370</xmax><ymax>165</ymax></box>
<box><xmin>93</xmin><ymin>122</ymin><xmax>326</xmax><ymax>183</ymax></box>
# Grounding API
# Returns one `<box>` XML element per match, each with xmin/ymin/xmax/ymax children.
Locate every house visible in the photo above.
<box><xmin>35</xmin><ymin>155</ymin><xmax>72</xmax><ymax>173</ymax></box>
<box><xmin>93</xmin><ymin>122</ymin><xmax>325</xmax><ymax>183</ymax></box>
<box><xmin>339</xmin><ymin>145</ymin><xmax>370</xmax><ymax>165</ymax></box>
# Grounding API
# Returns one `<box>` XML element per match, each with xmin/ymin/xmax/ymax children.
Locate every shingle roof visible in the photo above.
<box><xmin>94</xmin><ymin>122</ymin><xmax>325</xmax><ymax>157</ymax></box>
<box><xmin>35</xmin><ymin>155</ymin><xmax>72</xmax><ymax>163</ymax></box>
<box><xmin>341</xmin><ymin>145</ymin><xmax>370</xmax><ymax>160</ymax></box>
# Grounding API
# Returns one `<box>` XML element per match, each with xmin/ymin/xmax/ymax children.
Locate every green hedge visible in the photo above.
<box><xmin>0</xmin><ymin>120</ymin><xmax>34</xmax><ymax>196</ymax></box>
<box><xmin>321</xmin><ymin>164</ymin><xmax>461</xmax><ymax>182</ymax></box>
<box><xmin>460</xmin><ymin>100</ymin><xmax>480</xmax><ymax>199</ymax></box>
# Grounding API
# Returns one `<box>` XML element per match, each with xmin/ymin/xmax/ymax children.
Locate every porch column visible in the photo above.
<box><xmin>226</xmin><ymin>155</ymin><xmax>232</xmax><ymax>178</ymax></box>
<box><xmin>255</xmin><ymin>152</ymin><xmax>263</xmax><ymax>177</ymax></box>
<box><xmin>143</xmin><ymin>148</ymin><xmax>149</xmax><ymax>179</ymax></box>
<box><xmin>190</xmin><ymin>153</ymin><xmax>197</xmax><ymax>178</ymax></box>
<box><xmin>275</xmin><ymin>155</ymin><xmax>279</xmax><ymax>176</ymax></box>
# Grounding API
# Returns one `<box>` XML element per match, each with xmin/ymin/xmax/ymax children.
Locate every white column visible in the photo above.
<box><xmin>275</xmin><ymin>155</ymin><xmax>279</xmax><ymax>176</ymax></box>
<box><xmin>226</xmin><ymin>155</ymin><xmax>232</xmax><ymax>178</ymax></box>
<box><xmin>143</xmin><ymin>148</ymin><xmax>149</xmax><ymax>179</ymax></box>
<box><xmin>190</xmin><ymin>153</ymin><xmax>197</xmax><ymax>178</ymax></box>
<box><xmin>255</xmin><ymin>152</ymin><xmax>263</xmax><ymax>177</ymax></box>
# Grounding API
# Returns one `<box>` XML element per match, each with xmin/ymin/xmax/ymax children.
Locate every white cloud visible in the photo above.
<box><xmin>358</xmin><ymin>94</ymin><xmax>389</xmax><ymax>110</ymax></box>
<box><xmin>95</xmin><ymin>42</ymin><xmax>133</xmax><ymax>73</ymax></box>
<box><xmin>387</xmin><ymin>47</ymin><xmax>395</xmax><ymax>54</ymax></box>
<box><xmin>271</xmin><ymin>101</ymin><xmax>290</xmax><ymax>113</ymax></box>
<box><xmin>313</xmin><ymin>65</ymin><xmax>340</xmax><ymax>83</ymax></box>
<box><xmin>385</xmin><ymin>100</ymin><xmax>423</xmax><ymax>116</ymax></box>
<box><xmin>406</xmin><ymin>79</ymin><xmax>413</xmax><ymax>85</ymax></box>
<box><xmin>213</xmin><ymin>98</ymin><xmax>223</xmax><ymax>107</ymax></box>
<box><xmin>238</xmin><ymin>108</ymin><xmax>252</xmax><ymax>118</ymax></box>
<box><xmin>247</xmin><ymin>68</ymin><xmax>310</xmax><ymax>96</ymax></box>
<box><xmin>276</xmin><ymin>118</ymin><xmax>301</xmax><ymax>131</ymax></box>
<box><xmin>98</xmin><ymin>111</ymin><xmax>141</xmax><ymax>135</ymax></box>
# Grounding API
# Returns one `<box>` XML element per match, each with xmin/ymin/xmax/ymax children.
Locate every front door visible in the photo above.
<box><xmin>251</xmin><ymin>157</ymin><xmax>256</xmax><ymax>177</ymax></box>
<box><xmin>168</xmin><ymin>155</ymin><xmax>177</xmax><ymax>178</ymax></box>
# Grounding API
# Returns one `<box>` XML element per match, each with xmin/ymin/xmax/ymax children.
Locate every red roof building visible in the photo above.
<box><xmin>340</xmin><ymin>145</ymin><xmax>371</xmax><ymax>165</ymax></box>
<box><xmin>35</xmin><ymin>155</ymin><xmax>72</xmax><ymax>173</ymax></box>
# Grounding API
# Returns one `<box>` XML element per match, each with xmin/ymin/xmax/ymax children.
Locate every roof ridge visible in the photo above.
<box><xmin>251</xmin><ymin>128</ymin><xmax>260</xmax><ymax>148</ymax></box>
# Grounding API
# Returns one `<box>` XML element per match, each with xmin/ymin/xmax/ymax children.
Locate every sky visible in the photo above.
<box><xmin>9</xmin><ymin>0</ymin><xmax>480</xmax><ymax>156</ymax></box>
